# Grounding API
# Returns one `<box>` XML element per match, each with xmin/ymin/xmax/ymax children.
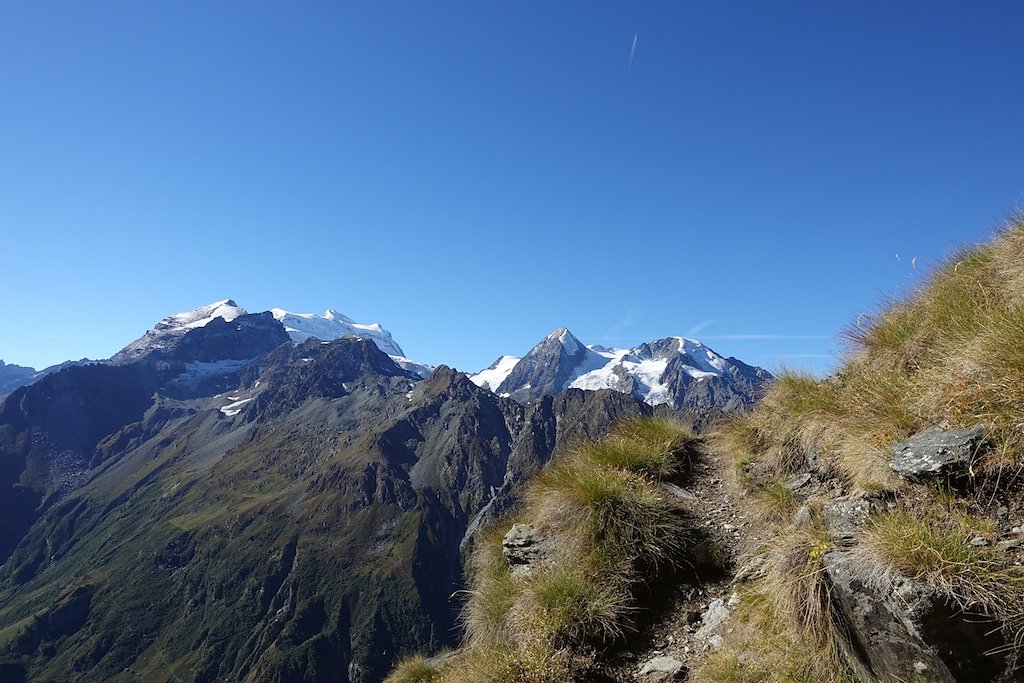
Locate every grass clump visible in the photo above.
<box><xmin>518</xmin><ymin>570</ymin><xmax>630</xmax><ymax>644</ymax></box>
<box><xmin>531</xmin><ymin>456</ymin><xmax>689</xmax><ymax>572</ymax></box>
<box><xmin>581</xmin><ymin>417</ymin><xmax>696</xmax><ymax>479</ymax></box>
<box><xmin>389</xmin><ymin>417</ymin><xmax>698</xmax><ymax>682</ymax></box>
<box><xmin>752</xmin><ymin>480</ymin><xmax>798</xmax><ymax>522</ymax></box>
<box><xmin>861</xmin><ymin>508</ymin><xmax>1024</xmax><ymax>616</ymax></box>
<box><xmin>384</xmin><ymin>656</ymin><xmax>439</xmax><ymax>683</ymax></box>
<box><xmin>692</xmin><ymin>508</ymin><xmax>851</xmax><ymax>683</ymax></box>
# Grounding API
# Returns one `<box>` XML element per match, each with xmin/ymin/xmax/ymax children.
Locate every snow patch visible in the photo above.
<box><xmin>470</xmin><ymin>355</ymin><xmax>521</xmax><ymax>391</ymax></box>
<box><xmin>220</xmin><ymin>397</ymin><xmax>253</xmax><ymax>417</ymax></box>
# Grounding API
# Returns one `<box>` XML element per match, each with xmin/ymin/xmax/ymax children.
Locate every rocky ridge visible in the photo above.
<box><xmin>473</xmin><ymin>328</ymin><xmax>771</xmax><ymax>412</ymax></box>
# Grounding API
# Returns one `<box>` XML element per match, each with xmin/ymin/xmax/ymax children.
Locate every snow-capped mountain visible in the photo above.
<box><xmin>111</xmin><ymin>299</ymin><xmax>250</xmax><ymax>363</ymax></box>
<box><xmin>270</xmin><ymin>308</ymin><xmax>405</xmax><ymax>356</ymax></box>
<box><xmin>111</xmin><ymin>300</ymin><xmax>433</xmax><ymax>377</ymax></box>
<box><xmin>469</xmin><ymin>355</ymin><xmax>521</xmax><ymax>392</ymax></box>
<box><xmin>269</xmin><ymin>308</ymin><xmax>432</xmax><ymax>377</ymax></box>
<box><xmin>473</xmin><ymin>328</ymin><xmax>771</xmax><ymax>411</ymax></box>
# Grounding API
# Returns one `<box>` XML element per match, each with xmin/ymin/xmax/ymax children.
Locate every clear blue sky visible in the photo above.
<box><xmin>2</xmin><ymin>2</ymin><xmax>1023</xmax><ymax>375</ymax></box>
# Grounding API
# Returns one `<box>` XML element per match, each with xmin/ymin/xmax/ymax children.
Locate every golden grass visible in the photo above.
<box><xmin>692</xmin><ymin>506</ymin><xmax>851</xmax><ymax>683</ymax></box>
<box><xmin>703</xmin><ymin>215</ymin><xmax>1024</xmax><ymax>680</ymax></box>
<box><xmin>384</xmin><ymin>656</ymin><xmax>439</xmax><ymax>683</ymax></box>
<box><xmin>860</xmin><ymin>508</ymin><xmax>1024</xmax><ymax>617</ymax></box>
<box><xmin>580</xmin><ymin>417</ymin><xmax>696</xmax><ymax>479</ymax></box>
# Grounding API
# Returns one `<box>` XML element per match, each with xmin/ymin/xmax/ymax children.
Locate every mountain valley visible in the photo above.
<box><xmin>0</xmin><ymin>301</ymin><xmax>768</xmax><ymax>682</ymax></box>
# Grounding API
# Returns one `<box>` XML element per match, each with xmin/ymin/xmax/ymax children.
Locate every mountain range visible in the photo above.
<box><xmin>0</xmin><ymin>300</ymin><xmax>770</xmax><ymax>682</ymax></box>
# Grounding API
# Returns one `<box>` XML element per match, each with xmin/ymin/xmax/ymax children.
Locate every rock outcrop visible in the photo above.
<box><xmin>889</xmin><ymin>426</ymin><xmax>988</xmax><ymax>483</ymax></box>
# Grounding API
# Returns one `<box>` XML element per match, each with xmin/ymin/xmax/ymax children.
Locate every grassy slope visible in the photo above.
<box><xmin>0</xmin><ymin>409</ymin><xmax>455</xmax><ymax>683</ymax></box>
<box><xmin>384</xmin><ymin>417</ymin><xmax>701</xmax><ymax>683</ymax></box>
<box><xmin>695</xmin><ymin>216</ymin><xmax>1024</xmax><ymax>681</ymax></box>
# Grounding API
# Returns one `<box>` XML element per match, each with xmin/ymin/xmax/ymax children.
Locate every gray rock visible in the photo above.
<box><xmin>637</xmin><ymin>655</ymin><xmax>684</xmax><ymax>681</ymax></box>
<box><xmin>792</xmin><ymin>504</ymin><xmax>813</xmax><ymax>528</ymax></box>
<box><xmin>784</xmin><ymin>472</ymin><xmax>812</xmax><ymax>490</ymax></box>
<box><xmin>823</xmin><ymin>551</ymin><xmax>1014</xmax><ymax>682</ymax></box>
<box><xmin>997</xmin><ymin>538</ymin><xmax>1023</xmax><ymax>552</ymax></box>
<box><xmin>502</xmin><ymin>523</ymin><xmax>544</xmax><ymax>577</ymax></box>
<box><xmin>734</xmin><ymin>555</ymin><xmax>768</xmax><ymax>582</ymax></box>
<box><xmin>823</xmin><ymin>497</ymin><xmax>870</xmax><ymax>546</ymax></box>
<box><xmin>661</xmin><ymin>482</ymin><xmax>697</xmax><ymax>501</ymax></box>
<box><xmin>889</xmin><ymin>426</ymin><xmax>987</xmax><ymax>483</ymax></box>
<box><xmin>694</xmin><ymin>597</ymin><xmax>731</xmax><ymax>643</ymax></box>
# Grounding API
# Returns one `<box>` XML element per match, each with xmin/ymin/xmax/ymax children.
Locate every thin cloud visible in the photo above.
<box><xmin>603</xmin><ymin>308</ymin><xmax>642</xmax><ymax>339</ymax></box>
<box><xmin>701</xmin><ymin>334</ymin><xmax>831</xmax><ymax>341</ymax></box>
<box><xmin>685</xmin><ymin>319</ymin><xmax>718</xmax><ymax>337</ymax></box>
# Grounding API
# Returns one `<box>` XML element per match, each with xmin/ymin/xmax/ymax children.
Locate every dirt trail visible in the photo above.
<box><xmin>599</xmin><ymin>451</ymin><xmax>764</xmax><ymax>681</ymax></box>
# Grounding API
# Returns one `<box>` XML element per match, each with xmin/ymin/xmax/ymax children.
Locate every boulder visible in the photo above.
<box><xmin>890</xmin><ymin>426</ymin><xmax>986</xmax><ymax>483</ymax></box>
<box><xmin>784</xmin><ymin>472</ymin><xmax>812</xmax><ymax>490</ymax></box>
<box><xmin>823</xmin><ymin>552</ymin><xmax>1014</xmax><ymax>682</ymax></box>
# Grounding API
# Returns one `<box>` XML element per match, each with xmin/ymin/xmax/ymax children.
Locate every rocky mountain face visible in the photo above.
<box><xmin>0</xmin><ymin>301</ymin><xmax>748</xmax><ymax>683</ymax></box>
<box><xmin>474</xmin><ymin>327</ymin><xmax>772</xmax><ymax>411</ymax></box>
<box><xmin>0</xmin><ymin>361</ymin><xmax>38</xmax><ymax>398</ymax></box>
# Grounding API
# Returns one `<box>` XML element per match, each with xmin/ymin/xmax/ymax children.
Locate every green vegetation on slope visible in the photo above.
<box><xmin>697</xmin><ymin>215</ymin><xmax>1024</xmax><ymax>681</ymax></box>
<box><xmin>386</xmin><ymin>418</ymin><xmax>700</xmax><ymax>683</ymax></box>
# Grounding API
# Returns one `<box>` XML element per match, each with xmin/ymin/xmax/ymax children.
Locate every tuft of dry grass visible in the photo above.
<box><xmin>859</xmin><ymin>508</ymin><xmax>1024</xmax><ymax>617</ymax></box>
<box><xmin>581</xmin><ymin>417</ymin><xmax>696</xmax><ymax>479</ymax></box>
<box><xmin>384</xmin><ymin>656</ymin><xmax>439</xmax><ymax>683</ymax></box>
<box><xmin>530</xmin><ymin>457</ymin><xmax>690</xmax><ymax>574</ymax></box>
<box><xmin>692</xmin><ymin>507</ymin><xmax>850</xmax><ymax>683</ymax></box>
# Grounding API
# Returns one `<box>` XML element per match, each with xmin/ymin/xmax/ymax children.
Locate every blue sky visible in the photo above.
<box><xmin>2</xmin><ymin>2</ymin><xmax>1023</xmax><ymax>375</ymax></box>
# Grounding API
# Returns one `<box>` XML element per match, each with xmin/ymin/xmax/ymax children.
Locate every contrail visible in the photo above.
<box><xmin>628</xmin><ymin>33</ymin><xmax>638</xmax><ymax>70</ymax></box>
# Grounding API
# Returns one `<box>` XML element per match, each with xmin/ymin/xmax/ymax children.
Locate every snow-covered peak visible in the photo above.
<box><xmin>269</xmin><ymin>308</ymin><xmax>405</xmax><ymax>357</ymax></box>
<box><xmin>111</xmin><ymin>299</ymin><xmax>252</xmax><ymax>364</ymax></box>
<box><xmin>470</xmin><ymin>355</ymin><xmax>521</xmax><ymax>392</ymax></box>
<box><xmin>550</xmin><ymin>327</ymin><xmax>583</xmax><ymax>356</ymax></box>
<box><xmin>155</xmin><ymin>299</ymin><xmax>247</xmax><ymax>333</ymax></box>
<box><xmin>323</xmin><ymin>309</ymin><xmax>356</xmax><ymax>325</ymax></box>
<box><xmin>269</xmin><ymin>307</ymin><xmax>433</xmax><ymax>378</ymax></box>
<box><xmin>676</xmin><ymin>337</ymin><xmax>729</xmax><ymax>374</ymax></box>
<box><xmin>474</xmin><ymin>329</ymin><xmax>766</xmax><ymax>409</ymax></box>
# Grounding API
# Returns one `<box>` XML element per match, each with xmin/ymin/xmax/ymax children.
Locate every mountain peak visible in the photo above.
<box><xmin>155</xmin><ymin>299</ymin><xmax>248</xmax><ymax>333</ymax></box>
<box><xmin>545</xmin><ymin>327</ymin><xmax>583</xmax><ymax>356</ymax></box>
<box><xmin>323</xmin><ymin>308</ymin><xmax>355</xmax><ymax>324</ymax></box>
<box><xmin>484</xmin><ymin>330</ymin><xmax>771</xmax><ymax>410</ymax></box>
<box><xmin>270</xmin><ymin>308</ymin><xmax>405</xmax><ymax>357</ymax></box>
